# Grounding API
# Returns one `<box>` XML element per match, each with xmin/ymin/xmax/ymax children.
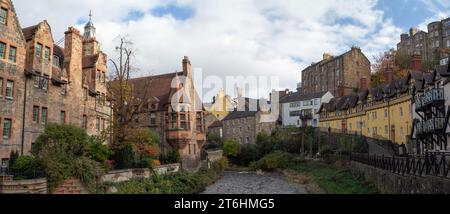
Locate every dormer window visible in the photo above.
<box><xmin>0</xmin><ymin>8</ymin><xmax>7</xmax><ymax>25</ymax></box>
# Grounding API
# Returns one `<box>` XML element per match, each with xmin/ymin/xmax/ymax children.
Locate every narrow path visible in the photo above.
<box><xmin>202</xmin><ymin>171</ymin><xmax>306</xmax><ymax>194</ymax></box>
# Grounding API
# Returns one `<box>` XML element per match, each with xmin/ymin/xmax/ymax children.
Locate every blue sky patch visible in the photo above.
<box><xmin>151</xmin><ymin>3</ymin><xmax>195</xmax><ymax>20</ymax></box>
<box><xmin>124</xmin><ymin>10</ymin><xmax>145</xmax><ymax>22</ymax></box>
<box><xmin>376</xmin><ymin>0</ymin><xmax>433</xmax><ymax>31</ymax></box>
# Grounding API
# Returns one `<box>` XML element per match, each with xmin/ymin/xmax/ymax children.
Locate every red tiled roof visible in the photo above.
<box><xmin>127</xmin><ymin>72</ymin><xmax>182</xmax><ymax>109</ymax></box>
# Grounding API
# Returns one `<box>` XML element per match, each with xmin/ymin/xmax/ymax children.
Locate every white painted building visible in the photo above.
<box><xmin>280</xmin><ymin>91</ymin><xmax>334</xmax><ymax>127</ymax></box>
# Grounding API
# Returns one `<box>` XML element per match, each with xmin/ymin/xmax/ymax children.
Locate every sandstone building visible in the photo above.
<box><xmin>397</xmin><ymin>18</ymin><xmax>450</xmax><ymax>64</ymax></box>
<box><xmin>299</xmin><ymin>47</ymin><xmax>371</xmax><ymax>97</ymax></box>
<box><xmin>0</xmin><ymin>0</ymin><xmax>111</xmax><ymax>167</ymax></box>
<box><xmin>126</xmin><ymin>57</ymin><xmax>206</xmax><ymax>170</ymax></box>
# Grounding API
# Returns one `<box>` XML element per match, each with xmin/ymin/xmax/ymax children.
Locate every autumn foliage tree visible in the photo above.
<box><xmin>370</xmin><ymin>49</ymin><xmax>410</xmax><ymax>87</ymax></box>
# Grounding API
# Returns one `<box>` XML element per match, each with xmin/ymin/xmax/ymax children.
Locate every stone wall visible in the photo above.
<box><xmin>349</xmin><ymin>161</ymin><xmax>450</xmax><ymax>194</ymax></box>
<box><xmin>101</xmin><ymin>164</ymin><xmax>181</xmax><ymax>183</ymax></box>
<box><xmin>206</xmin><ymin>150</ymin><xmax>223</xmax><ymax>168</ymax></box>
<box><xmin>53</xmin><ymin>179</ymin><xmax>89</xmax><ymax>194</ymax></box>
<box><xmin>0</xmin><ymin>176</ymin><xmax>47</xmax><ymax>194</ymax></box>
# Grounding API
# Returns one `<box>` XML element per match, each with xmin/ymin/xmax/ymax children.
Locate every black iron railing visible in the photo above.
<box><xmin>351</xmin><ymin>152</ymin><xmax>450</xmax><ymax>178</ymax></box>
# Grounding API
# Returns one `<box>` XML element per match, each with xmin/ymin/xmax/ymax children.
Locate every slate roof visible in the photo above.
<box><xmin>223</xmin><ymin>98</ymin><xmax>262</xmax><ymax>121</ymax></box>
<box><xmin>127</xmin><ymin>72</ymin><xmax>183</xmax><ymax>110</ymax></box>
<box><xmin>22</xmin><ymin>24</ymin><xmax>39</xmax><ymax>40</ymax></box>
<box><xmin>82</xmin><ymin>54</ymin><xmax>99</xmax><ymax>69</ymax></box>
<box><xmin>280</xmin><ymin>91</ymin><xmax>328</xmax><ymax>103</ymax></box>
<box><xmin>208</xmin><ymin>120</ymin><xmax>223</xmax><ymax>129</ymax></box>
<box><xmin>53</xmin><ymin>45</ymin><xmax>65</xmax><ymax>59</ymax></box>
<box><xmin>319</xmin><ymin>72</ymin><xmax>413</xmax><ymax>114</ymax></box>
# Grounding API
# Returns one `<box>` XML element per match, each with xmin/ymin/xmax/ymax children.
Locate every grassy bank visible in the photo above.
<box><xmin>247</xmin><ymin>151</ymin><xmax>378</xmax><ymax>194</ymax></box>
<box><xmin>287</xmin><ymin>161</ymin><xmax>378</xmax><ymax>194</ymax></box>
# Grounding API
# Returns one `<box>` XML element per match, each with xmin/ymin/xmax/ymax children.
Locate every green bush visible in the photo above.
<box><xmin>233</xmin><ymin>144</ymin><xmax>260</xmax><ymax>166</ymax></box>
<box><xmin>111</xmin><ymin>144</ymin><xmax>137</xmax><ymax>169</ymax></box>
<box><xmin>32</xmin><ymin>123</ymin><xmax>110</xmax><ymax>192</ymax></box>
<box><xmin>160</xmin><ymin>150</ymin><xmax>180</xmax><ymax>164</ymax></box>
<box><xmin>71</xmin><ymin>157</ymin><xmax>104</xmax><ymax>192</ymax></box>
<box><xmin>223</xmin><ymin>139</ymin><xmax>239</xmax><ymax>157</ymax></box>
<box><xmin>250</xmin><ymin>151</ymin><xmax>294</xmax><ymax>171</ymax></box>
<box><xmin>114</xmin><ymin>158</ymin><xmax>227</xmax><ymax>194</ymax></box>
<box><xmin>11</xmin><ymin>156</ymin><xmax>45</xmax><ymax>179</ymax></box>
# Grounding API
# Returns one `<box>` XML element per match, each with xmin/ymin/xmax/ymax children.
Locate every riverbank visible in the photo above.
<box><xmin>284</xmin><ymin>161</ymin><xmax>378</xmax><ymax>194</ymax></box>
<box><xmin>202</xmin><ymin>171</ymin><xmax>306</xmax><ymax>194</ymax></box>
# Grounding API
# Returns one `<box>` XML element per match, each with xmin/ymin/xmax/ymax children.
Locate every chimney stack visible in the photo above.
<box><xmin>323</xmin><ymin>53</ymin><xmax>333</xmax><ymax>60</ymax></box>
<box><xmin>182</xmin><ymin>56</ymin><xmax>191</xmax><ymax>77</ymax></box>
<box><xmin>411</xmin><ymin>54</ymin><xmax>423</xmax><ymax>71</ymax></box>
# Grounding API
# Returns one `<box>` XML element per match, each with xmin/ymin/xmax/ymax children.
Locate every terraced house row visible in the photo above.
<box><xmin>0</xmin><ymin>0</ymin><xmax>111</xmax><ymax>166</ymax></box>
<box><xmin>318</xmin><ymin>72</ymin><xmax>417</xmax><ymax>145</ymax></box>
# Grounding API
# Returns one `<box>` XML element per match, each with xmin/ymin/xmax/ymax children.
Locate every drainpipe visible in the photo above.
<box><xmin>21</xmin><ymin>74</ymin><xmax>28</xmax><ymax>156</ymax></box>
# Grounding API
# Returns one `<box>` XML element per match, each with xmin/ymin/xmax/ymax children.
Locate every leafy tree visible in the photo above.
<box><xmin>223</xmin><ymin>139</ymin><xmax>239</xmax><ymax>157</ymax></box>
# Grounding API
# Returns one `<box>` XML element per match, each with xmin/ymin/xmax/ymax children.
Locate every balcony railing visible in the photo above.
<box><xmin>300</xmin><ymin>113</ymin><xmax>313</xmax><ymax>119</ymax></box>
<box><xmin>422</xmin><ymin>88</ymin><xmax>444</xmax><ymax>106</ymax></box>
<box><xmin>423</xmin><ymin>118</ymin><xmax>446</xmax><ymax>133</ymax></box>
<box><xmin>415</xmin><ymin>88</ymin><xmax>444</xmax><ymax>111</ymax></box>
<box><xmin>415</xmin><ymin>121</ymin><xmax>424</xmax><ymax>136</ymax></box>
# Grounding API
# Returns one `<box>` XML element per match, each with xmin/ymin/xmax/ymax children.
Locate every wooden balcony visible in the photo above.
<box><xmin>423</xmin><ymin>118</ymin><xmax>446</xmax><ymax>133</ymax></box>
<box><xmin>416</xmin><ymin>88</ymin><xmax>444</xmax><ymax>112</ymax></box>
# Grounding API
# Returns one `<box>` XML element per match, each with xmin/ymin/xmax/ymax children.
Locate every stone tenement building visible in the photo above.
<box><xmin>299</xmin><ymin>46</ymin><xmax>371</xmax><ymax>97</ymax></box>
<box><xmin>0</xmin><ymin>0</ymin><xmax>111</xmax><ymax>165</ymax></box>
<box><xmin>397</xmin><ymin>18</ymin><xmax>450</xmax><ymax>63</ymax></box>
<box><xmin>222</xmin><ymin>97</ymin><xmax>276</xmax><ymax>145</ymax></box>
<box><xmin>126</xmin><ymin>57</ymin><xmax>206</xmax><ymax>170</ymax></box>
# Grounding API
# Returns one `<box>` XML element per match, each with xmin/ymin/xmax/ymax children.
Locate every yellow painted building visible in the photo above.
<box><xmin>318</xmin><ymin>74</ymin><xmax>415</xmax><ymax>145</ymax></box>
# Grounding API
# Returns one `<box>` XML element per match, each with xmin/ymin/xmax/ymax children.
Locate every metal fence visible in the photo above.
<box><xmin>0</xmin><ymin>168</ymin><xmax>46</xmax><ymax>180</ymax></box>
<box><xmin>350</xmin><ymin>152</ymin><xmax>450</xmax><ymax>178</ymax></box>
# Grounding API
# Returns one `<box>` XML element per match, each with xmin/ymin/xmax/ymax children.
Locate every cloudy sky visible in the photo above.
<box><xmin>12</xmin><ymin>0</ymin><xmax>450</xmax><ymax>100</ymax></box>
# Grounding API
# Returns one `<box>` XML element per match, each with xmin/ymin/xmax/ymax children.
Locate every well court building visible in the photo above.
<box><xmin>0</xmin><ymin>0</ymin><xmax>111</xmax><ymax>167</ymax></box>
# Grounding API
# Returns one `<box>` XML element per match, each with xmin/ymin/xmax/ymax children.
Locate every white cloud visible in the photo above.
<box><xmin>12</xmin><ymin>0</ymin><xmax>402</xmax><ymax>100</ymax></box>
<box><xmin>418</xmin><ymin>0</ymin><xmax>450</xmax><ymax>30</ymax></box>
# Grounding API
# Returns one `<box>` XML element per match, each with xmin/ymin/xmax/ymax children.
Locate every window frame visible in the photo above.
<box><xmin>60</xmin><ymin>111</ymin><xmax>66</xmax><ymax>124</ymax></box>
<box><xmin>0</xmin><ymin>42</ymin><xmax>6</xmax><ymax>59</ymax></box>
<box><xmin>36</xmin><ymin>43</ymin><xmax>43</xmax><ymax>60</ymax></box>
<box><xmin>32</xmin><ymin>106</ymin><xmax>40</xmax><ymax>123</ymax></box>
<box><xmin>0</xmin><ymin>7</ymin><xmax>7</xmax><ymax>25</ymax></box>
<box><xmin>44</xmin><ymin>46</ymin><xmax>51</xmax><ymax>62</ymax></box>
<box><xmin>82</xmin><ymin>115</ymin><xmax>88</xmax><ymax>129</ymax></box>
<box><xmin>41</xmin><ymin>107</ymin><xmax>48</xmax><ymax>125</ymax></box>
<box><xmin>8</xmin><ymin>46</ymin><xmax>16</xmax><ymax>63</ymax></box>
<box><xmin>2</xmin><ymin>118</ymin><xmax>12</xmax><ymax>142</ymax></box>
<box><xmin>0</xmin><ymin>78</ymin><xmax>3</xmax><ymax>98</ymax></box>
<box><xmin>5</xmin><ymin>80</ymin><xmax>13</xmax><ymax>99</ymax></box>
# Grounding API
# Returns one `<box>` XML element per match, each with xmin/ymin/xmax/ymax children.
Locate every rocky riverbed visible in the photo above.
<box><xmin>202</xmin><ymin>171</ymin><xmax>306</xmax><ymax>194</ymax></box>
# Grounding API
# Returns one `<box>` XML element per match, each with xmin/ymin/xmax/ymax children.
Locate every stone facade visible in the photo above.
<box><xmin>397</xmin><ymin>18</ymin><xmax>450</xmax><ymax>63</ymax></box>
<box><xmin>0</xmin><ymin>0</ymin><xmax>111</xmax><ymax>166</ymax></box>
<box><xmin>222</xmin><ymin>98</ymin><xmax>276</xmax><ymax>144</ymax></box>
<box><xmin>300</xmin><ymin>47</ymin><xmax>371</xmax><ymax>97</ymax></box>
